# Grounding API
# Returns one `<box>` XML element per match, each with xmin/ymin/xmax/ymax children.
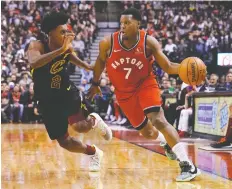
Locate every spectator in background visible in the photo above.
<box><xmin>19</xmin><ymin>72</ymin><xmax>32</xmax><ymax>87</ymax></box>
<box><xmin>1</xmin><ymin>98</ymin><xmax>11</xmax><ymax>123</ymax></box>
<box><xmin>72</xmin><ymin>34</ymin><xmax>85</xmax><ymax>58</ymax></box>
<box><xmin>164</xmin><ymin>39</ymin><xmax>177</xmax><ymax>56</ymax></box>
<box><xmin>104</xmin><ymin>85</ymin><xmax>129</xmax><ymax>126</ymax></box>
<box><xmin>21</xmin><ymin>86</ymin><xmax>38</xmax><ymax>123</ymax></box>
<box><xmin>219</xmin><ymin>75</ymin><xmax>226</xmax><ymax>87</ymax></box>
<box><xmin>9</xmin><ymin>85</ymin><xmax>24</xmax><ymax>123</ymax></box>
<box><xmin>208</xmin><ymin>73</ymin><xmax>219</xmax><ymax>91</ymax></box>
<box><xmin>177</xmin><ymin>39</ymin><xmax>188</xmax><ymax>60</ymax></box>
<box><xmin>226</xmin><ymin>72</ymin><xmax>232</xmax><ymax>82</ymax></box>
<box><xmin>80</xmin><ymin>66</ymin><xmax>93</xmax><ymax>83</ymax></box>
<box><xmin>11</xmin><ymin>74</ymin><xmax>18</xmax><ymax>84</ymax></box>
<box><xmin>195</xmin><ymin>38</ymin><xmax>205</xmax><ymax>59</ymax></box>
<box><xmin>225</xmin><ymin>72</ymin><xmax>232</xmax><ymax>91</ymax></box>
<box><xmin>78</xmin><ymin>78</ymin><xmax>91</xmax><ymax>93</ymax></box>
<box><xmin>1</xmin><ymin>83</ymin><xmax>10</xmax><ymax>99</ymax></box>
<box><xmin>94</xmin><ymin>79</ymin><xmax>112</xmax><ymax>115</ymax></box>
<box><xmin>178</xmin><ymin>86</ymin><xmax>195</xmax><ymax>137</ymax></box>
<box><xmin>161</xmin><ymin>80</ymin><xmax>171</xmax><ymax>94</ymax></box>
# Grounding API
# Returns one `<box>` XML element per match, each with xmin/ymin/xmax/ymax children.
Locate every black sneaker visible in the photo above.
<box><xmin>210</xmin><ymin>137</ymin><xmax>231</xmax><ymax>148</ymax></box>
<box><xmin>176</xmin><ymin>161</ymin><xmax>201</xmax><ymax>182</ymax></box>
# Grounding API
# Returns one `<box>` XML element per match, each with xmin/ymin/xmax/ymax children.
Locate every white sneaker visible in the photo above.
<box><xmin>176</xmin><ymin>161</ymin><xmax>201</xmax><ymax>182</ymax></box>
<box><xmin>89</xmin><ymin>145</ymin><xmax>103</xmax><ymax>172</ymax></box>
<box><xmin>112</xmin><ymin>119</ymin><xmax>120</xmax><ymax>125</ymax></box>
<box><xmin>90</xmin><ymin>113</ymin><xmax>112</xmax><ymax>141</ymax></box>
<box><xmin>115</xmin><ymin>117</ymin><xmax>122</xmax><ymax>124</ymax></box>
<box><xmin>109</xmin><ymin>115</ymin><xmax>116</xmax><ymax>123</ymax></box>
<box><xmin>118</xmin><ymin>118</ymin><xmax>127</xmax><ymax>125</ymax></box>
<box><xmin>104</xmin><ymin>115</ymin><xmax>109</xmax><ymax>121</ymax></box>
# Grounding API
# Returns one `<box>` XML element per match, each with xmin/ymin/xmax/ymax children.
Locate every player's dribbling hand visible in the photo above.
<box><xmin>86</xmin><ymin>86</ymin><xmax>102</xmax><ymax>101</ymax></box>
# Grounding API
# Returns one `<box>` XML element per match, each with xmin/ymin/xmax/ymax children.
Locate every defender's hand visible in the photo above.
<box><xmin>61</xmin><ymin>32</ymin><xmax>75</xmax><ymax>52</ymax></box>
<box><xmin>86</xmin><ymin>85</ymin><xmax>102</xmax><ymax>100</ymax></box>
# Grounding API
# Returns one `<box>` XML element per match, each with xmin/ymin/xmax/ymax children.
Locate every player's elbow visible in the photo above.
<box><xmin>162</xmin><ymin>64</ymin><xmax>171</xmax><ymax>74</ymax></box>
<box><xmin>29</xmin><ymin>62</ymin><xmax>38</xmax><ymax>69</ymax></box>
<box><xmin>29</xmin><ymin>59</ymin><xmax>41</xmax><ymax>69</ymax></box>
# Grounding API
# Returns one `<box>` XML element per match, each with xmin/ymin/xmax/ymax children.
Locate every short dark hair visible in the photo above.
<box><xmin>121</xmin><ymin>7</ymin><xmax>141</xmax><ymax>21</ymax></box>
<box><xmin>41</xmin><ymin>10</ymin><xmax>69</xmax><ymax>34</ymax></box>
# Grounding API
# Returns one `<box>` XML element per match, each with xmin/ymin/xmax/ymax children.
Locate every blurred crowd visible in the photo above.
<box><xmin>1</xmin><ymin>0</ymin><xmax>97</xmax><ymax>123</ymax></box>
<box><xmin>122</xmin><ymin>1</ymin><xmax>232</xmax><ymax>72</ymax></box>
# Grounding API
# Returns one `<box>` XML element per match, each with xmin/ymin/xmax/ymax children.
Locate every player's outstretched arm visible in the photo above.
<box><xmin>147</xmin><ymin>35</ymin><xmax>180</xmax><ymax>75</ymax></box>
<box><xmin>69</xmin><ymin>51</ymin><xmax>93</xmax><ymax>71</ymax></box>
<box><xmin>27</xmin><ymin>33</ymin><xmax>75</xmax><ymax>69</ymax></box>
<box><xmin>86</xmin><ymin>36</ymin><xmax>111</xmax><ymax>100</ymax></box>
<box><xmin>92</xmin><ymin>36</ymin><xmax>111</xmax><ymax>83</ymax></box>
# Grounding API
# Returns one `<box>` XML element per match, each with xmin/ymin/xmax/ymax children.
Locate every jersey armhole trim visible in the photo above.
<box><xmin>144</xmin><ymin>33</ymin><xmax>149</xmax><ymax>59</ymax></box>
<box><xmin>108</xmin><ymin>34</ymin><xmax>114</xmax><ymax>58</ymax></box>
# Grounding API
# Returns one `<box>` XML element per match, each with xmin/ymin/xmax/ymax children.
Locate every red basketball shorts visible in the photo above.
<box><xmin>115</xmin><ymin>77</ymin><xmax>162</xmax><ymax>130</ymax></box>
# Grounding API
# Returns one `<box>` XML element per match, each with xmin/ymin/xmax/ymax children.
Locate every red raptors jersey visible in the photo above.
<box><xmin>106</xmin><ymin>30</ymin><xmax>156</xmax><ymax>93</ymax></box>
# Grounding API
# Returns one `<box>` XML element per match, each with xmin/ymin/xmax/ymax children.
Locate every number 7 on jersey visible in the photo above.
<box><xmin>123</xmin><ymin>68</ymin><xmax>132</xmax><ymax>79</ymax></box>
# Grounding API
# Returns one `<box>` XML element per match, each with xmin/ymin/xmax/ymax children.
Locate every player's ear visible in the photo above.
<box><xmin>137</xmin><ymin>21</ymin><xmax>141</xmax><ymax>29</ymax></box>
<box><xmin>47</xmin><ymin>32</ymin><xmax>51</xmax><ymax>38</ymax></box>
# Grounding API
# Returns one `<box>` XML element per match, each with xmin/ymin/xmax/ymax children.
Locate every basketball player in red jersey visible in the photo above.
<box><xmin>87</xmin><ymin>8</ymin><xmax>201</xmax><ymax>181</ymax></box>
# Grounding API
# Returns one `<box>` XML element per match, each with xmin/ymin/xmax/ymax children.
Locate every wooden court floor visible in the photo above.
<box><xmin>1</xmin><ymin>124</ymin><xmax>232</xmax><ymax>189</ymax></box>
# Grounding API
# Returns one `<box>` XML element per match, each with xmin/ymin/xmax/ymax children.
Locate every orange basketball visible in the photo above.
<box><xmin>179</xmin><ymin>57</ymin><xmax>207</xmax><ymax>86</ymax></box>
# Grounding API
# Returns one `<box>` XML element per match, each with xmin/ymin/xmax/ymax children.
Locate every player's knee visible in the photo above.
<box><xmin>71</xmin><ymin>120</ymin><xmax>92</xmax><ymax>133</ymax></box>
<box><xmin>147</xmin><ymin>114</ymin><xmax>167</xmax><ymax>131</ymax></box>
<box><xmin>140</xmin><ymin>127</ymin><xmax>158</xmax><ymax>139</ymax></box>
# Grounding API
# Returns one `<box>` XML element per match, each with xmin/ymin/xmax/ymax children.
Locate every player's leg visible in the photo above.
<box><xmin>68</xmin><ymin>109</ymin><xmax>94</xmax><ymax>133</ymax></box>
<box><xmin>69</xmin><ymin>113</ymin><xmax>112</xmax><ymax>141</ymax></box>
<box><xmin>56</xmin><ymin>133</ymin><xmax>103</xmax><ymax>172</ymax></box>
<box><xmin>117</xmin><ymin>93</ymin><xmax>175</xmax><ymax>160</ymax></box>
<box><xmin>139</xmin><ymin>82</ymin><xmax>201</xmax><ymax>181</ymax></box>
<box><xmin>143</xmin><ymin>105</ymin><xmax>201</xmax><ymax>181</ymax></box>
<box><xmin>39</xmin><ymin>101</ymin><xmax>103</xmax><ymax>171</ymax></box>
<box><xmin>146</xmin><ymin>110</ymin><xmax>201</xmax><ymax>181</ymax></box>
<box><xmin>146</xmin><ymin>109</ymin><xmax>180</xmax><ymax>147</ymax></box>
<box><xmin>67</xmin><ymin>96</ymin><xmax>112</xmax><ymax>141</ymax></box>
<box><xmin>138</xmin><ymin>118</ymin><xmax>177</xmax><ymax>160</ymax></box>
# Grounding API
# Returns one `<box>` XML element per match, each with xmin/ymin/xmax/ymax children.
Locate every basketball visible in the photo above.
<box><xmin>179</xmin><ymin>57</ymin><xmax>207</xmax><ymax>86</ymax></box>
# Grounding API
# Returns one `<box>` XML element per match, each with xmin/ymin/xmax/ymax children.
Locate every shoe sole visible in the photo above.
<box><xmin>176</xmin><ymin>168</ymin><xmax>201</xmax><ymax>182</ymax></box>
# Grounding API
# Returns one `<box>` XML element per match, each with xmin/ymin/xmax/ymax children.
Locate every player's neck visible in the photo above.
<box><xmin>121</xmin><ymin>31</ymin><xmax>139</xmax><ymax>49</ymax></box>
<box><xmin>48</xmin><ymin>41</ymin><xmax>60</xmax><ymax>51</ymax></box>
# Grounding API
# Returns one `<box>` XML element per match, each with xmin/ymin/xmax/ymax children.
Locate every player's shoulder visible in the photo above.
<box><xmin>26</xmin><ymin>40</ymin><xmax>44</xmax><ymax>52</ymax></box>
<box><xmin>145</xmin><ymin>35</ymin><xmax>160</xmax><ymax>51</ymax></box>
<box><xmin>99</xmin><ymin>35</ymin><xmax>112</xmax><ymax>51</ymax></box>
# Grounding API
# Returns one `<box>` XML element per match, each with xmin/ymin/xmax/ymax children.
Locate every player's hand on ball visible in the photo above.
<box><xmin>86</xmin><ymin>86</ymin><xmax>102</xmax><ymax>100</ymax></box>
<box><xmin>179</xmin><ymin>57</ymin><xmax>206</xmax><ymax>86</ymax></box>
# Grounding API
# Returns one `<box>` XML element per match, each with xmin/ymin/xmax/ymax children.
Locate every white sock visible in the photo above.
<box><xmin>157</xmin><ymin>132</ymin><xmax>166</xmax><ymax>143</ymax></box>
<box><xmin>172</xmin><ymin>142</ymin><xmax>194</xmax><ymax>168</ymax></box>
